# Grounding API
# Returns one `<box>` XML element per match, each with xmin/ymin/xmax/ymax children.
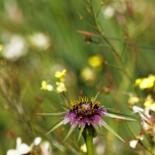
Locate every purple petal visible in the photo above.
<box><xmin>64</xmin><ymin>118</ymin><xmax>70</xmax><ymax>124</ymax></box>
<box><xmin>93</xmin><ymin>115</ymin><xmax>106</xmax><ymax>127</ymax></box>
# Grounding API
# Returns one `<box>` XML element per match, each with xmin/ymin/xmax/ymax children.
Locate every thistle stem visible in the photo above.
<box><xmin>83</xmin><ymin>126</ymin><xmax>94</xmax><ymax>155</ymax></box>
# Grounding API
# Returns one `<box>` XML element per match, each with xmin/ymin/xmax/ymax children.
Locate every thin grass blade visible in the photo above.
<box><xmin>37</xmin><ymin>112</ymin><xmax>65</xmax><ymax>116</ymax></box>
<box><xmin>77</xmin><ymin>126</ymin><xmax>84</xmax><ymax>142</ymax></box>
<box><xmin>46</xmin><ymin>120</ymin><xmax>64</xmax><ymax>135</ymax></box>
<box><xmin>103</xmin><ymin>123</ymin><xmax>125</xmax><ymax>143</ymax></box>
<box><xmin>63</xmin><ymin>127</ymin><xmax>75</xmax><ymax>142</ymax></box>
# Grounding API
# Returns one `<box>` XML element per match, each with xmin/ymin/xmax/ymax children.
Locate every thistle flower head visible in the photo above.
<box><xmin>64</xmin><ymin>97</ymin><xmax>107</xmax><ymax>128</ymax></box>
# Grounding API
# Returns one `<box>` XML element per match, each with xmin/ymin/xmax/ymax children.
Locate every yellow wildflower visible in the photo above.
<box><xmin>135</xmin><ymin>78</ymin><xmax>142</xmax><ymax>86</ymax></box>
<box><xmin>80</xmin><ymin>67</ymin><xmax>96</xmax><ymax>82</ymax></box>
<box><xmin>0</xmin><ymin>44</ymin><xmax>3</xmax><ymax>52</ymax></box>
<box><xmin>135</xmin><ymin>74</ymin><xmax>155</xmax><ymax>90</ymax></box>
<box><xmin>41</xmin><ymin>81</ymin><xmax>53</xmax><ymax>91</ymax></box>
<box><xmin>55</xmin><ymin>69</ymin><xmax>67</xmax><ymax>82</ymax></box>
<box><xmin>128</xmin><ymin>95</ymin><xmax>139</xmax><ymax>105</ymax></box>
<box><xmin>144</xmin><ymin>95</ymin><xmax>155</xmax><ymax>111</ymax></box>
<box><xmin>56</xmin><ymin>82</ymin><xmax>67</xmax><ymax>93</ymax></box>
<box><xmin>88</xmin><ymin>55</ymin><xmax>102</xmax><ymax>68</ymax></box>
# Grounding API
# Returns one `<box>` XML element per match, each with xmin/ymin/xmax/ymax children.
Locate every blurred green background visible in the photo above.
<box><xmin>0</xmin><ymin>0</ymin><xmax>155</xmax><ymax>154</ymax></box>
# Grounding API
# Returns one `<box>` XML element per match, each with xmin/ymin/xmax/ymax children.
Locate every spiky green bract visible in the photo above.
<box><xmin>105</xmin><ymin>112</ymin><xmax>136</xmax><ymax>121</ymax></box>
<box><xmin>47</xmin><ymin>120</ymin><xmax>64</xmax><ymax>135</ymax></box>
<box><xmin>103</xmin><ymin>123</ymin><xmax>125</xmax><ymax>143</ymax></box>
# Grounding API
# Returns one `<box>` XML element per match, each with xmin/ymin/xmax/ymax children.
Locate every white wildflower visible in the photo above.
<box><xmin>28</xmin><ymin>32</ymin><xmax>50</xmax><ymax>50</ymax></box>
<box><xmin>40</xmin><ymin>141</ymin><xmax>52</xmax><ymax>155</ymax></box>
<box><xmin>7</xmin><ymin>137</ymin><xmax>42</xmax><ymax>155</ymax></box>
<box><xmin>129</xmin><ymin>140</ymin><xmax>138</xmax><ymax>148</ymax></box>
<box><xmin>80</xmin><ymin>143</ymin><xmax>87</xmax><ymax>153</ymax></box>
<box><xmin>7</xmin><ymin>137</ymin><xmax>31</xmax><ymax>155</ymax></box>
<box><xmin>2</xmin><ymin>35</ymin><xmax>27</xmax><ymax>60</ymax></box>
<box><xmin>103</xmin><ymin>6</ymin><xmax>115</xmax><ymax>19</ymax></box>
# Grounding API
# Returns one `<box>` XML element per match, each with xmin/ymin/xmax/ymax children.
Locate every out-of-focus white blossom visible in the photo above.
<box><xmin>96</xmin><ymin>143</ymin><xmax>105</xmax><ymax>155</ymax></box>
<box><xmin>129</xmin><ymin>140</ymin><xmax>138</xmax><ymax>148</ymax></box>
<box><xmin>2</xmin><ymin>35</ymin><xmax>27</xmax><ymax>60</ymax></box>
<box><xmin>80</xmin><ymin>143</ymin><xmax>87</xmax><ymax>153</ymax></box>
<box><xmin>40</xmin><ymin>141</ymin><xmax>52</xmax><ymax>155</ymax></box>
<box><xmin>132</xmin><ymin>106</ymin><xmax>151</xmax><ymax>131</ymax></box>
<box><xmin>28</xmin><ymin>32</ymin><xmax>50</xmax><ymax>50</ymax></box>
<box><xmin>132</xmin><ymin>105</ymin><xmax>144</xmax><ymax>113</ymax></box>
<box><xmin>129</xmin><ymin>135</ymin><xmax>143</xmax><ymax>149</ymax></box>
<box><xmin>32</xmin><ymin>137</ymin><xmax>42</xmax><ymax>146</ymax></box>
<box><xmin>102</xmin><ymin>0</ymin><xmax>127</xmax><ymax>19</ymax></box>
<box><xmin>103</xmin><ymin>6</ymin><xmax>115</xmax><ymax>19</ymax></box>
<box><xmin>7</xmin><ymin>137</ymin><xmax>42</xmax><ymax>155</ymax></box>
<box><xmin>132</xmin><ymin>105</ymin><xmax>148</xmax><ymax>121</ymax></box>
<box><xmin>7</xmin><ymin>137</ymin><xmax>31</xmax><ymax>155</ymax></box>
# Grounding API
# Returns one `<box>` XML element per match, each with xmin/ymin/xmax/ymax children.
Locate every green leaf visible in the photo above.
<box><xmin>103</xmin><ymin>123</ymin><xmax>125</xmax><ymax>143</ymax></box>
<box><xmin>63</xmin><ymin>127</ymin><xmax>75</xmax><ymax>142</ymax></box>
<box><xmin>77</xmin><ymin>126</ymin><xmax>84</xmax><ymax>142</ymax></box>
<box><xmin>46</xmin><ymin>120</ymin><xmax>64</xmax><ymax>135</ymax></box>
<box><xmin>105</xmin><ymin>112</ymin><xmax>136</xmax><ymax>121</ymax></box>
<box><xmin>37</xmin><ymin>112</ymin><xmax>65</xmax><ymax>116</ymax></box>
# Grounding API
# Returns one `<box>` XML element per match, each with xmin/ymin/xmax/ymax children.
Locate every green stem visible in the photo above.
<box><xmin>89</xmin><ymin>0</ymin><xmax>132</xmax><ymax>83</ymax></box>
<box><xmin>83</xmin><ymin>126</ymin><xmax>94</xmax><ymax>155</ymax></box>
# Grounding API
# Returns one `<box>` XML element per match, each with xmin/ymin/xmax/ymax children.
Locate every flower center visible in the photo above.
<box><xmin>69</xmin><ymin>97</ymin><xmax>101</xmax><ymax>116</ymax></box>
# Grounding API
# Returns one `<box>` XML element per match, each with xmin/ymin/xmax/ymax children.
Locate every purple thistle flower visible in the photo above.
<box><xmin>41</xmin><ymin>96</ymin><xmax>134</xmax><ymax>142</ymax></box>
<box><xmin>64</xmin><ymin>97</ymin><xmax>108</xmax><ymax>128</ymax></box>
